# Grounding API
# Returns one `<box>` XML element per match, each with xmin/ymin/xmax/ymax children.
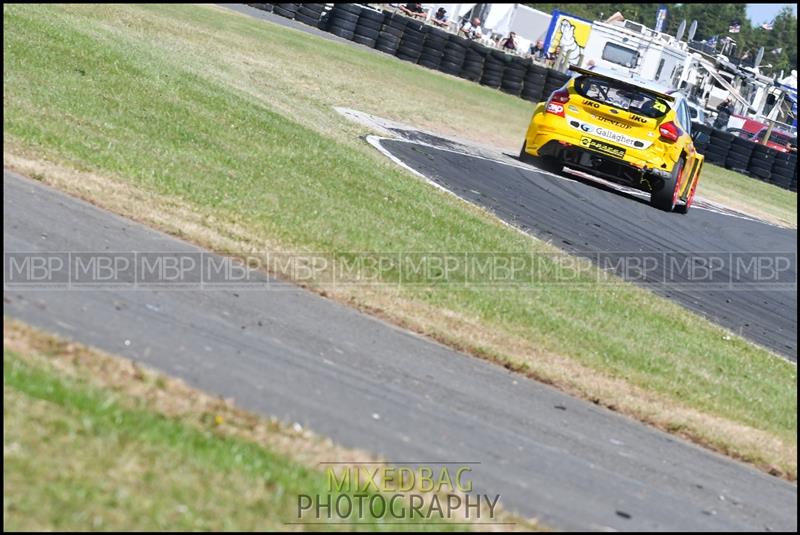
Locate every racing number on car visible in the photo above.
<box><xmin>652</xmin><ymin>101</ymin><xmax>667</xmax><ymax>113</ymax></box>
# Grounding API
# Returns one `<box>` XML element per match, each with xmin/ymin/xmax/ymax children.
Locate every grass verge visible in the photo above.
<box><xmin>3</xmin><ymin>4</ymin><xmax>796</xmax><ymax>479</ymax></box>
<box><xmin>4</xmin><ymin>319</ymin><xmax>535</xmax><ymax>531</ymax></box>
<box><xmin>697</xmin><ymin>163</ymin><xmax>797</xmax><ymax>228</ymax></box>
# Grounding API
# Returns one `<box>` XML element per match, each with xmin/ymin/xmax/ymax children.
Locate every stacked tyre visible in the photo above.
<box><xmin>480</xmin><ymin>50</ymin><xmax>505</xmax><ymax>89</ymax></box>
<box><xmin>769</xmin><ymin>151</ymin><xmax>796</xmax><ymax>189</ymax></box>
<box><xmin>326</xmin><ymin>4</ymin><xmax>360</xmax><ymax>40</ymax></box>
<box><xmin>294</xmin><ymin>3</ymin><xmax>325</xmax><ymax>27</ymax></box>
<box><xmin>439</xmin><ymin>34</ymin><xmax>467</xmax><ymax>76</ymax></box>
<box><xmin>500</xmin><ymin>56</ymin><xmax>527</xmax><ymax>97</ymax></box>
<box><xmin>353</xmin><ymin>7</ymin><xmax>384</xmax><ymax>48</ymax></box>
<box><xmin>705</xmin><ymin>129</ymin><xmax>733</xmax><ymax>166</ymax></box>
<box><xmin>747</xmin><ymin>143</ymin><xmax>775</xmax><ymax>181</ymax></box>
<box><xmin>376</xmin><ymin>13</ymin><xmax>405</xmax><ymax>55</ymax></box>
<box><xmin>248</xmin><ymin>4</ymin><xmax>273</xmax><ymax>13</ymax></box>
<box><xmin>418</xmin><ymin>27</ymin><xmax>448</xmax><ymax>70</ymax></box>
<box><xmin>692</xmin><ymin>123</ymin><xmax>712</xmax><ymax>152</ymax></box>
<box><xmin>272</xmin><ymin>3</ymin><xmax>298</xmax><ymax>18</ymax></box>
<box><xmin>396</xmin><ymin>19</ymin><xmax>426</xmax><ymax>63</ymax></box>
<box><xmin>521</xmin><ymin>62</ymin><xmax>548</xmax><ymax>102</ymax></box>
<box><xmin>724</xmin><ymin>136</ymin><xmax>755</xmax><ymax>173</ymax></box>
<box><xmin>542</xmin><ymin>70</ymin><xmax>570</xmax><ymax>101</ymax></box>
<box><xmin>459</xmin><ymin>41</ymin><xmax>487</xmax><ymax>82</ymax></box>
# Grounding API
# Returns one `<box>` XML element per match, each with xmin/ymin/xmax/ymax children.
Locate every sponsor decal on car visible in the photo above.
<box><xmin>581</xmin><ymin>136</ymin><xmax>626</xmax><ymax>158</ymax></box>
<box><xmin>589</xmin><ymin>113</ymin><xmax>632</xmax><ymax>129</ymax></box>
<box><xmin>547</xmin><ymin>102</ymin><xmax>564</xmax><ymax>114</ymax></box>
<box><xmin>566</xmin><ymin>116</ymin><xmax>650</xmax><ymax>149</ymax></box>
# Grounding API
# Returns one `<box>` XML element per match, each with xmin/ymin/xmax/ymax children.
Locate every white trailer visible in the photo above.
<box><xmin>580</xmin><ymin>19</ymin><xmax>688</xmax><ymax>88</ymax></box>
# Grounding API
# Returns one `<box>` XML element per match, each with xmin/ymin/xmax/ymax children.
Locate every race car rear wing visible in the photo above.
<box><xmin>568</xmin><ymin>65</ymin><xmax>676</xmax><ymax>103</ymax></box>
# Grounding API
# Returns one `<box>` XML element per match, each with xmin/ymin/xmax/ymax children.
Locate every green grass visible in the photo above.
<box><xmin>699</xmin><ymin>163</ymin><xmax>797</xmax><ymax>228</ymax></box>
<box><xmin>3</xmin><ymin>4</ymin><xmax>796</xmax><ymax>476</ymax></box>
<box><xmin>3</xmin><ymin>348</ymin><xmax>461</xmax><ymax>531</ymax></box>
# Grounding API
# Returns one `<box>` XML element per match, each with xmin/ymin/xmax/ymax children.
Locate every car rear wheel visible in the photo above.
<box><xmin>651</xmin><ymin>157</ymin><xmax>685</xmax><ymax>212</ymax></box>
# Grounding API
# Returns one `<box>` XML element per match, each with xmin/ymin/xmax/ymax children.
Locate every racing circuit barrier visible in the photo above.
<box><xmin>693</xmin><ymin>124</ymin><xmax>797</xmax><ymax>191</ymax></box>
<box><xmin>251</xmin><ymin>3</ymin><xmax>797</xmax><ymax>192</ymax></box>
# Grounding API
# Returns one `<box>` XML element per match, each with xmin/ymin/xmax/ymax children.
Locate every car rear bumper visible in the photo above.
<box><xmin>533</xmin><ymin>140</ymin><xmax>670</xmax><ymax>192</ymax></box>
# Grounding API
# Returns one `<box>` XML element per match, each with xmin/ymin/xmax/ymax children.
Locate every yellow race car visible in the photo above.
<box><xmin>520</xmin><ymin>66</ymin><xmax>707</xmax><ymax>213</ymax></box>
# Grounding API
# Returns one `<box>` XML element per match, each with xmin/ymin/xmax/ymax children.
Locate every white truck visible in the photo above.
<box><xmin>579</xmin><ymin>19</ymin><xmax>688</xmax><ymax>88</ymax></box>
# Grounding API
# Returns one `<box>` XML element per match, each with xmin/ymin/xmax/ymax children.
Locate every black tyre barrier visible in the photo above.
<box><xmin>380</xmin><ymin>24</ymin><xmax>404</xmax><ymax>38</ymax></box>
<box><xmin>704</xmin><ymin>147</ymin><xmax>728</xmax><ymax>166</ymax></box>
<box><xmin>329</xmin><ymin>26</ymin><xmax>355</xmax><ymax>40</ymax></box>
<box><xmin>396</xmin><ymin>25</ymin><xmax>426</xmax><ymax>63</ymax></box>
<box><xmin>480</xmin><ymin>60</ymin><xmax>504</xmax><ymax>88</ymax></box>
<box><xmin>352</xmin><ymin>34</ymin><xmax>377</xmax><ymax>48</ymax></box>
<box><xmin>386</xmin><ymin>14</ymin><xmax>410</xmax><ymax>31</ymax></box>
<box><xmin>248</xmin><ymin>4</ymin><xmax>273</xmax><ymax>13</ymax></box>
<box><xmin>355</xmin><ymin>17</ymin><xmax>382</xmax><ymax>32</ymax></box>
<box><xmin>418</xmin><ymin>46</ymin><xmax>444</xmax><ymax>69</ymax></box>
<box><xmin>329</xmin><ymin>10</ymin><xmax>359</xmax><ymax>25</ymax></box>
<box><xmin>297</xmin><ymin>3</ymin><xmax>324</xmax><ymax>16</ymax></box>
<box><xmin>354</xmin><ymin>26</ymin><xmax>379</xmax><ymax>40</ymax></box>
<box><xmin>419</xmin><ymin>57</ymin><xmax>442</xmax><ymax>70</ymax></box>
<box><xmin>295</xmin><ymin>10</ymin><xmax>322</xmax><ymax>26</ymax></box>
<box><xmin>725</xmin><ymin>154</ymin><xmax>751</xmax><ymax>172</ymax></box>
<box><xmin>521</xmin><ymin>84</ymin><xmax>545</xmax><ymax>103</ymax></box>
<box><xmin>459</xmin><ymin>45</ymin><xmax>486</xmax><ymax>82</ymax></box>
<box><xmin>334</xmin><ymin>4</ymin><xmax>364</xmax><ymax>16</ymax></box>
<box><xmin>750</xmin><ymin>166</ymin><xmax>771</xmax><ymax>181</ymax></box>
<box><xmin>273</xmin><ymin>3</ymin><xmax>298</xmax><ymax>18</ymax></box>
<box><xmin>359</xmin><ymin>7</ymin><xmax>385</xmax><ymax>22</ymax></box>
<box><xmin>376</xmin><ymin>32</ymin><xmax>400</xmax><ymax>48</ymax></box>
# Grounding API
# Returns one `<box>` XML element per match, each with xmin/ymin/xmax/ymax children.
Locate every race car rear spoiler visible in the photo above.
<box><xmin>568</xmin><ymin>65</ymin><xmax>676</xmax><ymax>103</ymax></box>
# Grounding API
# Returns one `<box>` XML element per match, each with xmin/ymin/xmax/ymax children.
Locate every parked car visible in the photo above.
<box><xmin>685</xmin><ymin>100</ymin><xmax>712</xmax><ymax>127</ymax></box>
<box><xmin>747</xmin><ymin>127</ymin><xmax>797</xmax><ymax>153</ymax></box>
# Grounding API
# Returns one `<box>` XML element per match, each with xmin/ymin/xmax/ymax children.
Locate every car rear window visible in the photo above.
<box><xmin>574</xmin><ymin>76</ymin><xmax>670</xmax><ymax>119</ymax></box>
<box><xmin>770</xmin><ymin>132</ymin><xmax>793</xmax><ymax>145</ymax></box>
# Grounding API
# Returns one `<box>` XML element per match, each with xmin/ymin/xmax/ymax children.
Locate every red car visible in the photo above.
<box><xmin>747</xmin><ymin>127</ymin><xmax>797</xmax><ymax>153</ymax></box>
<box><xmin>727</xmin><ymin>114</ymin><xmax>796</xmax><ymax>153</ymax></box>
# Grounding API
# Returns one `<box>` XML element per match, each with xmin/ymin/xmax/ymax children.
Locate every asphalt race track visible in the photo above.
<box><xmin>4</xmin><ymin>171</ymin><xmax>797</xmax><ymax>530</ymax></box>
<box><xmin>378</xmin><ymin>138</ymin><xmax>798</xmax><ymax>361</ymax></box>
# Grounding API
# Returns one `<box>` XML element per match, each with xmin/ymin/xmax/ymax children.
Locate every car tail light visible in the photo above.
<box><xmin>550</xmin><ymin>89</ymin><xmax>570</xmax><ymax>104</ymax></box>
<box><xmin>546</xmin><ymin>89</ymin><xmax>569</xmax><ymax>117</ymax></box>
<box><xmin>659</xmin><ymin>121</ymin><xmax>681</xmax><ymax>141</ymax></box>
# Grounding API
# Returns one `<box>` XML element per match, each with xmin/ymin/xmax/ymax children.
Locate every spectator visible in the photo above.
<box><xmin>501</xmin><ymin>32</ymin><xmax>518</xmax><ymax>52</ymax></box>
<box><xmin>432</xmin><ymin>7</ymin><xmax>449</xmax><ymax>27</ymax></box>
<box><xmin>546</xmin><ymin>45</ymin><xmax>563</xmax><ymax>67</ymax></box>
<box><xmin>713</xmin><ymin>98</ymin><xmax>733</xmax><ymax>130</ymax></box>
<box><xmin>400</xmin><ymin>3</ymin><xmax>426</xmax><ymax>19</ymax></box>
<box><xmin>529</xmin><ymin>39</ymin><xmax>545</xmax><ymax>59</ymax></box>
<box><xmin>460</xmin><ymin>17</ymin><xmax>482</xmax><ymax>40</ymax></box>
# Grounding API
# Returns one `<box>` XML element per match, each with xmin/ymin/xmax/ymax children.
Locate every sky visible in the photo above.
<box><xmin>746</xmin><ymin>3</ymin><xmax>797</xmax><ymax>25</ymax></box>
